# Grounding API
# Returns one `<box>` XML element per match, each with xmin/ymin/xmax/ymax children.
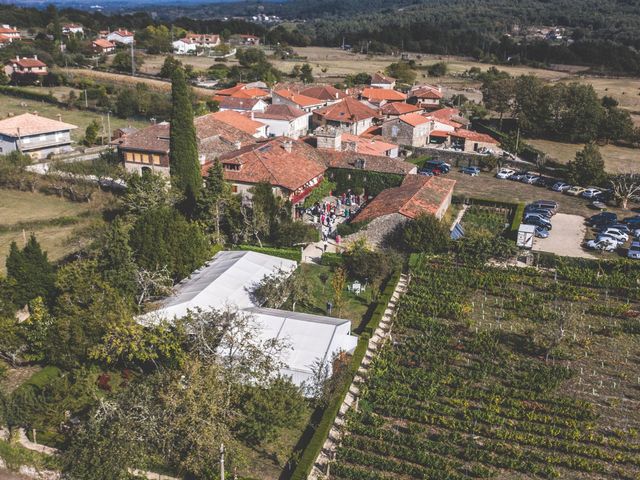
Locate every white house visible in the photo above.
<box><xmin>138</xmin><ymin>250</ymin><xmax>358</xmax><ymax>388</ymax></box>
<box><xmin>0</xmin><ymin>113</ymin><xmax>77</xmax><ymax>159</ymax></box>
<box><xmin>370</xmin><ymin>72</ymin><xmax>396</xmax><ymax>90</ymax></box>
<box><xmin>172</xmin><ymin>38</ymin><xmax>198</xmax><ymax>55</ymax></box>
<box><xmin>253</xmin><ymin>104</ymin><xmax>311</xmax><ymax>139</ymax></box>
<box><xmin>107</xmin><ymin>29</ymin><xmax>134</xmax><ymax>45</ymax></box>
<box><xmin>63</xmin><ymin>23</ymin><xmax>84</xmax><ymax>36</ymax></box>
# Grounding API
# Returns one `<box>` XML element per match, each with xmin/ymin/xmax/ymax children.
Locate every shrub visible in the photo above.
<box><xmin>235</xmin><ymin>245</ymin><xmax>302</xmax><ymax>262</ymax></box>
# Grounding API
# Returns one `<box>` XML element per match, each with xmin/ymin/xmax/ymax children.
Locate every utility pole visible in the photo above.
<box><xmin>84</xmin><ymin>89</ymin><xmax>88</xmax><ymax>108</ymax></box>
<box><xmin>220</xmin><ymin>443</ymin><xmax>225</xmax><ymax>480</ymax></box>
<box><xmin>131</xmin><ymin>40</ymin><xmax>135</xmax><ymax>75</ymax></box>
<box><xmin>107</xmin><ymin>110</ymin><xmax>112</xmax><ymax>141</ymax></box>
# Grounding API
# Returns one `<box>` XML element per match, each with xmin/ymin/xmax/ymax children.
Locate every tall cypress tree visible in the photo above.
<box><xmin>6</xmin><ymin>235</ymin><xmax>55</xmax><ymax>307</ymax></box>
<box><xmin>169</xmin><ymin>67</ymin><xmax>201</xmax><ymax>213</ymax></box>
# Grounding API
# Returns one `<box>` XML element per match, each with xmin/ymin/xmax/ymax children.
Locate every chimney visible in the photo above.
<box><xmin>57</xmin><ymin>114</ymin><xmax>62</xmax><ymax>122</ymax></box>
<box><xmin>335</xmin><ymin>92</ymin><xmax>339</xmax><ymax>99</ymax></box>
<box><xmin>33</xmin><ymin>55</ymin><xmax>37</xmax><ymax>60</ymax></box>
<box><xmin>234</xmin><ymin>141</ymin><xmax>242</xmax><ymax>150</ymax></box>
<box><xmin>283</xmin><ymin>140</ymin><xmax>292</xmax><ymax>153</ymax></box>
<box><xmin>250</xmin><ymin>111</ymin><xmax>254</xmax><ymax>120</ymax></box>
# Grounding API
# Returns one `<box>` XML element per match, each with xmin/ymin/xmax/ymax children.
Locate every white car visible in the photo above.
<box><xmin>628</xmin><ymin>241</ymin><xmax>640</xmax><ymax>259</ymax></box>
<box><xmin>586</xmin><ymin>237</ymin><xmax>620</xmax><ymax>252</ymax></box>
<box><xmin>582</xmin><ymin>188</ymin><xmax>603</xmax><ymax>199</ymax></box>
<box><xmin>521</xmin><ymin>174</ymin><xmax>541</xmax><ymax>184</ymax></box>
<box><xmin>599</xmin><ymin>228</ymin><xmax>629</xmax><ymax>242</ymax></box>
<box><xmin>551</xmin><ymin>182</ymin><xmax>571</xmax><ymax>192</ymax></box>
<box><xmin>496</xmin><ymin>168</ymin><xmax>515</xmax><ymax>179</ymax></box>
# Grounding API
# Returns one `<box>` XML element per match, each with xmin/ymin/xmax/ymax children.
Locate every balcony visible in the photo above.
<box><xmin>17</xmin><ymin>137</ymin><xmax>71</xmax><ymax>152</ymax></box>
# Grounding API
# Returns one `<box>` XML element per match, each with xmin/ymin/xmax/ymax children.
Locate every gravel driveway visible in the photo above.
<box><xmin>532</xmin><ymin>213</ymin><xmax>596</xmax><ymax>259</ymax></box>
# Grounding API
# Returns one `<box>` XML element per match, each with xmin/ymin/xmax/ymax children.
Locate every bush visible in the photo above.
<box><xmin>0</xmin><ymin>85</ymin><xmax>58</xmax><ymax>104</ymax></box>
<box><xmin>510</xmin><ymin>202</ymin><xmax>526</xmax><ymax>237</ymax></box>
<box><xmin>402</xmin><ymin>214</ymin><xmax>450</xmax><ymax>253</ymax></box>
<box><xmin>319</xmin><ymin>252</ymin><xmax>344</xmax><ymax>268</ymax></box>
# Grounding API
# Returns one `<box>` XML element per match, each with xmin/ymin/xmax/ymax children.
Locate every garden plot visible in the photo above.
<box><xmin>332</xmin><ymin>257</ymin><xmax>640</xmax><ymax>480</ymax></box>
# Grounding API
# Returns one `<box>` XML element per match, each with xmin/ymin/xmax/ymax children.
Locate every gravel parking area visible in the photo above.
<box><xmin>532</xmin><ymin>213</ymin><xmax>595</xmax><ymax>258</ymax></box>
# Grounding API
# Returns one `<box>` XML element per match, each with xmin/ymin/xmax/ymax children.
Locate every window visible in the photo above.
<box><xmin>232</xmin><ymin>185</ymin><xmax>238</xmax><ymax>193</ymax></box>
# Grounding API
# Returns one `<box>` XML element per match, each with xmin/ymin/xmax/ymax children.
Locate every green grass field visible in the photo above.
<box><xmin>0</xmin><ymin>92</ymin><xmax>150</xmax><ymax>143</ymax></box>
<box><xmin>0</xmin><ymin>189</ymin><xmax>111</xmax><ymax>273</ymax></box>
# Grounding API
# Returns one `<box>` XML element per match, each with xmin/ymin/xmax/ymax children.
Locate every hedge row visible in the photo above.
<box><xmin>234</xmin><ymin>245</ymin><xmax>302</xmax><ymax>263</ymax></box>
<box><xmin>510</xmin><ymin>203</ymin><xmax>526</xmax><ymax>238</ymax></box>
<box><xmin>289</xmin><ymin>269</ymin><xmax>402</xmax><ymax>480</ymax></box>
<box><xmin>319</xmin><ymin>252</ymin><xmax>344</xmax><ymax>268</ymax></box>
<box><xmin>0</xmin><ymin>86</ymin><xmax>59</xmax><ymax>104</ymax></box>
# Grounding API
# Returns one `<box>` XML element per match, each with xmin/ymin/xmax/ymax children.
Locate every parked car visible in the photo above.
<box><xmin>418</xmin><ymin>169</ymin><xmax>434</xmax><ymax>176</ymax></box>
<box><xmin>582</xmin><ymin>188</ymin><xmax>603</xmax><ymax>199</ymax></box>
<box><xmin>606</xmin><ymin>223</ymin><xmax>631</xmax><ymax>234</ymax></box>
<box><xmin>628</xmin><ymin>241</ymin><xmax>640</xmax><ymax>259</ymax></box>
<box><xmin>623</xmin><ymin>216</ymin><xmax>640</xmax><ymax>226</ymax></box>
<box><xmin>535</xmin><ymin>227</ymin><xmax>550</xmax><ymax>238</ymax></box>
<box><xmin>461</xmin><ymin>166</ymin><xmax>481</xmax><ymax>176</ymax></box>
<box><xmin>598</xmin><ymin>228</ymin><xmax>629</xmax><ymax>242</ymax></box>
<box><xmin>524</xmin><ymin>207</ymin><xmax>553</xmax><ymax>219</ymax></box>
<box><xmin>523</xmin><ymin>214</ymin><xmax>552</xmax><ymax>230</ymax></box>
<box><xmin>566</xmin><ymin>186</ymin><xmax>586</xmax><ymax>196</ymax></box>
<box><xmin>521</xmin><ymin>174</ymin><xmax>541</xmax><ymax>184</ymax></box>
<box><xmin>588</xmin><ymin>212</ymin><xmax>617</xmax><ymax>227</ymax></box>
<box><xmin>529</xmin><ymin>200</ymin><xmax>559</xmax><ymax>212</ymax></box>
<box><xmin>509</xmin><ymin>171</ymin><xmax>527</xmax><ymax>181</ymax></box>
<box><xmin>586</xmin><ymin>237</ymin><xmax>620</xmax><ymax>252</ymax></box>
<box><xmin>535</xmin><ymin>176</ymin><xmax>553</xmax><ymax>187</ymax></box>
<box><xmin>552</xmin><ymin>182</ymin><xmax>572</xmax><ymax>192</ymax></box>
<box><xmin>425</xmin><ymin>160</ymin><xmax>451</xmax><ymax>173</ymax></box>
<box><xmin>496</xmin><ymin>168</ymin><xmax>515</xmax><ymax>179</ymax></box>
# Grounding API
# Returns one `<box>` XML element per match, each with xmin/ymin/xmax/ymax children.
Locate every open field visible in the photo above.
<box><xmin>59</xmin><ymin>68</ymin><xmax>215</xmax><ymax>99</ymax></box>
<box><xmin>0</xmin><ymin>93</ymin><xmax>150</xmax><ymax>143</ymax></box>
<box><xmin>527</xmin><ymin>139</ymin><xmax>640</xmax><ymax>173</ymax></box>
<box><xmin>0</xmin><ymin>189</ymin><xmax>111</xmax><ymax>272</ymax></box>
<box><xmin>139</xmin><ymin>54</ymin><xmax>227</xmax><ymax>76</ymax></box>
<box><xmin>332</xmin><ymin>256</ymin><xmax>640</xmax><ymax>479</ymax></box>
<box><xmin>272</xmin><ymin>47</ymin><xmax>640</xmax><ymax>123</ymax></box>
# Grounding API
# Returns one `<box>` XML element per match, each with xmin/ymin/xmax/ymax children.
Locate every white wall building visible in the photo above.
<box><xmin>172</xmin><ymin>38</ymin><xmax>198</xmax><ymax>55</ymax></box>
<box><xmin>253</xmin><ymin>104</ymin><xmax>311</xmax><ymax>139</ymax></box>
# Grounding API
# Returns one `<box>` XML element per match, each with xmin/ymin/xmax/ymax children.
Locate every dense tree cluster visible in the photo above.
<box><xmin>481</xmin><ymin>72</ymin><xmax>636</xmax><ymax>143</ymax></box>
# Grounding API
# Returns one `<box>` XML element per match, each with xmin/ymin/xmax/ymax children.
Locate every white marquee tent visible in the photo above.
<box><xmin>138</xmin><ymin>250</ymin><xmax>358</xmax><ymax>388</ymax></box>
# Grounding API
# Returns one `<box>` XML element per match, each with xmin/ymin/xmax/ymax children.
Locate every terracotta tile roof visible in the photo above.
<box><xmin>216</xmin><ymin>83</ymin><xmax>247</xmax><ymax>96</ymax></box>
<box><xmin>360</xmin><ymin>125</ymin><xmax>383</xmax><ymax>138</ymax></box>
<box><xmin>231</xmin><ymin>88</ymin><xmax>269</xmax><ymax>99</ymax></box>
<box><xmin>430</xmin><ymin>108</ymin><xmax>462</xmax><ymax>121</ymax></box>
<box><xmin>194</xmin><ymin>113</ymin><xmax>256</xmax><ymax>144</ymax></box>
<box><xmin>362</xmin><ymin>88</ymin><xmax>407</xmax><ymax>102</ymax></box>
<box><xmin>354</xmin><ymin>175</ymin><xmax>456</xmax><ymax>223</ymax></box>
<box><xmin>253</xmin><ymin>104</ymin><xmax>308</xmax><ymax>121</ymax></box>
<box><xmin>371</xmin><ymin>72</ymin><xmax>395</xmax><ymax>85</ymax></box>
<box><xmin>216</xmin><ymin>138</ymin><xmax>325</xmax><ymax>191</ymax></box>
<box><xmin>93</xmin><ymin>39</ymin><xmax>115</xmax><ymax>48</ymax></box>
<box><xmin>116</xmin><ymin>123</ymin><xmax>170</xmax><ymax>153</ymax></box>
<box><xmin>314</xmin><ymin>97</ymin><xmax>378</xmax><ymax>123</ymax></box>
<box><xmin>218</xmin><ymin>96</ymin><xmax>263</xmax><ymax>111</ymax></box>
<box><xmin>450</xmin><ymin>128</ymin><xmax>498</xmax><ymax>144</ymax></box>
<box><xmin>410</xmin><ymin>86</ymin><xmax>443</xmax><ymax>99</ymax></box>
<box><xmin>340</xmin><ymin>133</ymin><xmax>397</xmax><ymax>157</ymax></box>
<box><xmin>273</xmin><ymin>89</ymin><xmax>324</xmax><ymax>108</ymax></box>
<box><xmin>299</xmin><ymin>85</ymin><xmax>347</xmax><ymax>101</ymax></box>
<box><xmin>186</xmin><ymin>33</ymin><xmax>220</xmax><ymax>43</ymax></box>
<box><xmin>209</xmin><ymin>110</ymin><xmax>265</xmax><ymax>136</ymax></box>
<box><xmin>0</xmin><ymin>35</ymin><xmax>10</xmax><ymax>43</ymax></box>
<box><xmin>0</xmin><ymin>27</ymin><xmax>19</xmax><ymax>35</ymax></box>
<box><xmin>380</xmin><ymin>102</ymin><xmax>421</xmax><ymax>116</ymax></box>
<box><xmin>0</xmin><ymin>113</ymin><xmax>77</xmax><ymax>137</ymax></box>
<box><xmin>117</xmin><ymin>116</ymin><xmax>256</xmax><ymax>157</ymax></box>
<box><xmin>111</xmin><ymin>29</ymin><xmax>134</xmax><ymax>37</ymax></box>
<box><xmin>398</xmin><ymin>113</ymin><xmax>431</xmax><ymax>127</ymax></box>
<box><xmin>429</xmin><ymin>130</ymin><xmax>450</xmax><ymax>137</ymax></box>
<box><xmin>426</xmin><ymin>116</ymin><xmax>462</xmax><ymax>129</ymax></box>
<box><xmin>324</xmin><ymin>150</ymin><xmax>415</xmax><ymax>175</ymax></box>
<box><xmin>9</xmin><ymin>57</ymin><xmax>47</xmax><ymax>68</ymax></box>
